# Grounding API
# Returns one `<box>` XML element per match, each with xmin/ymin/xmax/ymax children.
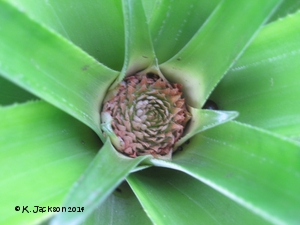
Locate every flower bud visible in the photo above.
<box><xmin>101</xmin><ymin>71</ymin><xmax>191</xmax><ymax>158</ymax></box>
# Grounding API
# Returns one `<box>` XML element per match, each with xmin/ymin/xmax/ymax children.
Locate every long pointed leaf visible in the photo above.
<box><xmin>128</xmin><ymin>168</ymin><xmax>270</xmax><ymax>225</ymax></box>
<box><xmin>149</xmin><ymin>121</ymin><xmax>300</xmax><ymax>225</ymax></box>
<box><xmin>146</xmin><ymin>0</ymin><xmax>220</xmax><ymax>63</ymax></box>
<box><xmin>0</xmin><ymin>1</ymin><xmax>118</xmax><ymax>136</ymax></box>
<box><xmin>211</xmin><ymin>11</ymin><xmax>300</xmax><ymax>140</ymax></box>
<box><xmin>51</xmin><ymin>139</ymin><xmax>149</xmax><ymax>225</ymax></box>
<box><xmin>82</xmin><ymin>182</ymin><xmax>152</xmax><ymax>225</ymax></box>
<box><xmin>160</xmin><ymin>0</ymin><xmax>283</xmax><ymax>108</ymax></box>
<box><xmin>112</xmin><ymin>0</ymin><xmax>156</xmax><ymax>88</ymax></box>
<box><xmin>175</xmin><ymin>108</ymin><xmax>238</xmax><ymax>148</ymax></box>
<box><xmin>0</xmin><ymin>101</ymin><xmax>100</xmax><ymax>225</ymax></box>
<box><xmin>5</xmin><ymin>0</ymin><xmax>125</xmax><ymax>70</ymax></box>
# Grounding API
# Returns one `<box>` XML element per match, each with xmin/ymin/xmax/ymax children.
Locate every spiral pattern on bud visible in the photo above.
<box><xmin>102</xmin><ymin>73</ymin><xmax>191</xmax><ymax>158</ymax></box>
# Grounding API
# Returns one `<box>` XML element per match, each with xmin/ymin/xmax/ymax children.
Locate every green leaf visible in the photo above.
<box><xmin>175</xmin><ymin>108</ymin><xmax>238</xmax><ymax>149</ymax></box>
<box><xmin>82</xmin><ymin>182</ymin><xmax>152</xmax><ymax>225</ymax></box>
<box><xmin>141</xmin><ymin>0</ymin><xmax>159</xmax><ymax>22</ymax></box>
<box><xmin>122</xmin><ymin>0</ymin><xmax>156</xmax><ymax>69</ymax></box>
<box><xmin>211</xmin><ymin>11</ymin><xmax>300</xmax><ymax>140</ymax></box>
<box><xmin>128</xmin><ymin>167</ymin><xmax>270</xmax><ymax>225</ymax></box>
<box><xmin>5</xmin><ymin>0</ymin><xmax>125</xmax><ymax>70</ymax></box>
<box><xmin>51</xmin><ymin>139</ymin><xmax>150</xmax><ymax>225</ymax></box>
<box><xmin>111</xmin><ymin>0</ymin><xmax>156</xmax><ymax>88</ymax></box>
<box><xmin>146</xmin><ymin>0</ymin><xmax>220</xmax><ymax>63</ymax></box>
<box><xmin>268</xmin><ymin>0</ymin><xmax>300</xmax><ymax>23</ymax></box>
<box><xmin>0</xmin><ymin>101</ymin><xmax>100</xmax><ymax>225</ymax></box>
<box><xmin>149</xmin><ymin>121</ymin><xmax>300</xmax><ymax>225</ymax></box>
<box><xmin>0</xmin><ymin>1</ymin><xmax>119</xmax><ymax>137</ymax></box>
<box><xmin>160</xmin><ymin>0</ymin><xmax>283</xmax><ymax>108</ymax></box>
<box><xmin>0</xmin><ymin>76</ymin><xmax>37</xmax><ymax>105</ymax></box>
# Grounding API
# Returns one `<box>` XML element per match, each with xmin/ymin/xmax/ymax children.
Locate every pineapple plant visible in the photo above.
<box><xmin>0</xmin><ymin>0</ymin><xmax>300</xmax><ymax>224</ymax></box>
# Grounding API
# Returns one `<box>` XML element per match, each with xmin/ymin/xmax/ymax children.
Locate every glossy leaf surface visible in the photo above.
<box><xmin>82</xmin><ymin>182</ymin><xmax>152</xmax><ymax>225</ymax></box>
<box><xmin>5</xmin><ymin>0</ymin><xmax>125</xmax><ymax>70</ymax></box>
<box><xmin>211</xmin><ymin>11</ymin><xmax>300</xmax><ymax>140</ymax></box>
<box><xmin>150</xmin><ymin>121</ymin><xmax>300</xmax><ymax>225</ymax></box>
<box><xmin>0</xmin><ymin>101</ymin><xmax>100</xmax><ymax>225</ymax></box>
<box><xmin>160</xmin><ymin>0</ymin><xmax>283</xmax><ymax>108</ymax></box>
<box><xmin>0</xmin><ymin>1</ymin><xmax>118</xmax><ymax>136</ymax></box>
<box><xmin>112</xmin><ymin>0</ymin><xmax>156</xmax><ymax>88</ymax></box>
<box><xmin>146</xmin><ymin>0</ymin><xmax>220</xmax><ymax>63</ymax></box>
<box><xmin>175</xmin><ymin>108</ymin><xmax>238</xmax><ymax>148</ymax></box>
<box><xmin>128</xmin><ymin>167</ymin><xmax>270</xmax><ymax>225</ymax></box>
<box><xmin>51</xmin><ymin>140</ymin><xmax>149</xmax><ymax>225</ymax></box>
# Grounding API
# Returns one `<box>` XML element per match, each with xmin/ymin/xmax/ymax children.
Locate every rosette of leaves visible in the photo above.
<box><xmin>0</xmin><ymin>0</ymin><xmax>300</xmax><ymax>225</ymax></box>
